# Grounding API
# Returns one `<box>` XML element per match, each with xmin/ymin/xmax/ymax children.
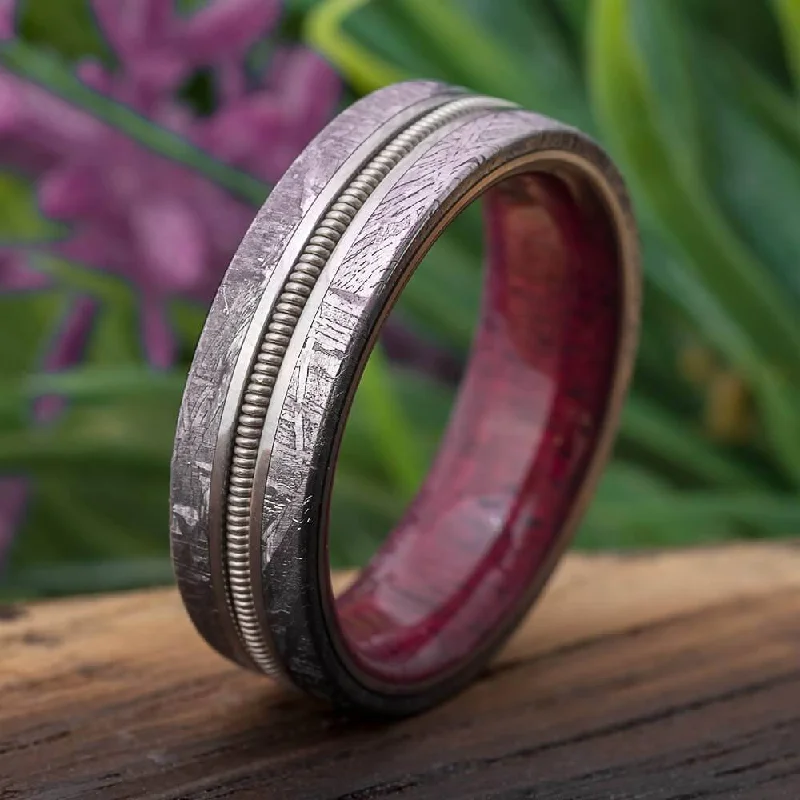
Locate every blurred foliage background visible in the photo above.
<box><xmin>1</xmin><ymin>0</ymin><xmax>799</xmax><ymax>600</ymax></box>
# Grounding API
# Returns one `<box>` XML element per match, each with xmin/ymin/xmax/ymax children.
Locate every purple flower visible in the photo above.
<box><xmin>0</xmin><ymin>477</ymin><xmax>26</xmax><ymax>564</ymax></box>
<box><xmin>0</xmin><ymin>0</ymin><xmax>13</xmax><ymax>40</ymax></box>
<box><xmin>0</xmin><ymin>0</ymin><xmax>340</xmax><ymax>364</ymax></box>
<box><xmin>0</xmin><ymin>0</ymin><xmax>340</xmax><ymax>566</ymax></box>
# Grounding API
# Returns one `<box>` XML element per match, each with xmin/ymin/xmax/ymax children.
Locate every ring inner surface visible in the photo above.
<box><xmin>334</xmin><ymin>169</ymin><xmax>622</xmax><ymax>685</ymax></box>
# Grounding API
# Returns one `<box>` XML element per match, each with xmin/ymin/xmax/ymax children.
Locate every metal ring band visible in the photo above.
<box><xmin>170</xmin><ymin>81</ymin><xmax>640</xmax><ymax>716</ymax></box>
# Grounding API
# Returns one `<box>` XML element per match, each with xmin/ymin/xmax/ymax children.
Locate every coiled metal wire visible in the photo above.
<box><xmin>224</xmin><ymin>95</ymin><xmax>511</xmax><ymax>673</ymax></box>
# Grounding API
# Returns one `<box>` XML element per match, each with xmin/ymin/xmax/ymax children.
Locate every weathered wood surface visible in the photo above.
<box><xmin>2</xmin><ymin>544</ymin><xmax>800</xmax><ymax>799</ymax></box>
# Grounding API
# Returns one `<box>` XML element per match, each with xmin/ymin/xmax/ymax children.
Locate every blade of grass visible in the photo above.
<box><xmin>589</xmin><ymin>491</ymin><xmax>800</xmax><ymax>532</ymax></box>
<box><xmin>305</xmin><ymin>0</ymin><xmax>406</xmax><ymax>93</ymax></box>
<box><xmin>693</xmin><ymin>35</ymin><xmax>800</xmax><ymax>303</ymax></box>
<box><xmin>26</xmin><ymin>366</ymin><xmax>184</xmax><ymax>403</ymax></box>
<box><xmin>28</xmin><ymin>252</ymin><xmax>135</xmax><ymax>306</ymax></box>
<box><xmin>0</xmin><ymin>366</ymin><xmax>184</xmax><ymax>427</ymax></box>
<box><xmin>354</xmin><ymin>345</ymin><xmax>427</xmax><ymax>498</ymax></box>
<box><xmin>0</xmin><ymin>432</ymin><xmax>169</xmax><ymax>475</ymax></box>
<box><xmin>394</xmin><ymin>0</ymin><xmax>584</xmax><ymax>119</ymax></box>
<box><xmin>0</xmin><ymin>558</ymin><xmax>174</xmax><ymax>599</ymax></box>
<box><xmin>716</xmin><ymin>42</ymin><xmax>800</xmax><ymax>162</ymax></box>
<box><xmin>589</xmin><ymin>0</ymin><xmax>800</xmax><ymax>370</ymax></box>
<box><xmin>772</xmin><ymin>0</ymin><xmax>800</xmax><ymax>91</ymax></box>
<box><xmin>755</xmin><ymin>366</ymin><xmax>800</xmax><ymax>485</ymax></box>
<box><xmin>630</xmin><ymin>1</ymin><xmax>706</xmax><ymax>177</ymax></box>
<box><xmin>591</xmin><ymin>0</ymin><xmax>800</xmax><ymax>489</ymax></box>
<box><xmin>619</xmin><ymin>395</ymin><xmax>764</xmax><ymax>489</ymax></box>
<box><xmin>37</xmin><ymin>480</ymin><xmax>157</xmax><ymax>558</ymax></box>
<box><xmin>0</xmin><ymin>171</ymin><xmax>64</xmax><ymax>242</ymax></box>
<box><xmin>168</xmin><ymin>298</ymin><xmax>207</xmax><ymax>351</ymax></box>
<box><xmin>0</xmin><ymin>290</ymin><xmax>69</xmax><ymax>380</ymax></box>
<box><xmin>642</xmin><ymin>219</ymin><xmax>800</xmax><ymax>491</ymax></box>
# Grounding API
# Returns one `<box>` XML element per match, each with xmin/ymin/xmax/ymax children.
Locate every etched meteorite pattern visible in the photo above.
<box><xmin>224</xmin><ymin>95</ymin><xmax>515</xmax><ymax>671</ymax></box>
<box><xmin>170</xmin><ymin>81</ymin><xmax>461</xmax><ymax>668</ymax></box>
<box><xmin>171</xmin><ymin>80</ymin><xmax>640</xmax><ymax>715</ymax></box>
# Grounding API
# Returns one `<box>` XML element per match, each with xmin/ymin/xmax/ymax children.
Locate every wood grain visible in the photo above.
<box><xmin>2</xmin><ymin>544</ymin><xmax>800</xmax><ymax>799</ymax></box>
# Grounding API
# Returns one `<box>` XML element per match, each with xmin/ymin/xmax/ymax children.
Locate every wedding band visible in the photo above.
<box><xmin>170</xmin><ymin>81</ymin><xmax>640</xmax><ymax>716</ymax></box>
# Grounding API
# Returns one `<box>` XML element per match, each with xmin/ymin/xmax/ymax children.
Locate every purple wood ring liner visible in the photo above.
<box><xmin>170</xmin><ymin>81</ymin><xmax>641</xmax><ymax>716</ymax></box>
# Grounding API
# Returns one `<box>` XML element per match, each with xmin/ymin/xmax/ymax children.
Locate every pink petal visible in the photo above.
<box><xmin>0</xmin><ymin>76</ymin><xmax>104</xmax><ymax>155</ymax></box>
<box><xmin>182</xmin><ymin>0</ymin><xmax>281</xmax><ymax>63</ymax></box>
<box><xmin>141</xmin><ymin>294</ymin><xmax>175</xmax><ymax>367</ymax></box>
<box><xmin>91</xmin><ymin>0</ymin><xmax>175</xmax><ymax>60</ymax></box>
<box><xmin>0</xmin><ymin>478</ymin><xmax>27</xmax><ymax>567</ymax></box>
<box><xmin>126</xmin><ymin>50</ymin><xmax>190</xmax><ymax>103</ymax></box>
<box><xmin>43</xmin><ymin>296</ymin><xmax>96</xmax><ymax>370</ymax></box>
<box><xmin>153</xmin><ymin>101</ymin><xmax>195</xmax><ymax>137</ymax></box>
<box><xmin>0</xmin><ymin>250</ymin><xmax>49</xmax><ymax>291</ymax></box>
<box><xmin>0</xmin><ymin>0</ymin><xmax>16</xmax><ymax>39</ymax></box>
<box><xmin>35</xmin><ymin>296</ymin><xmax>97</xmax><ymax>421</ymax></box>
<box><xmin>130</xmin><ymin>198</ymin><xmax>207</xmax><ymax>292</ymax></box>
<box><xmin>38</xmin><ymin>163</ymin><xmax>101</xmax><ymax>220</ymax></box>
<box><xmin>193</xmin><ymin>190</ymin><xmax>254</xmax><ymax>264</ymax></box>
<box><xmin>217</xmin><ymin>60</ymin><xmax>246</xmax><ymax>103</ymax></box>
<box><xmin>76</xmin><ymin>58</ymin><xmax>113</xmax><ymax>93</ymax></box>
<box><xmin>201</xmin><ymin>102</ymin><xmax>282</xmax><ymax>165</ymax></box>
<box><xmin>269</xmin><ymin>48</ymin><xmax>340</xmax><ymax>120</ymax></box>
<box><xmin>0</xmin><ymin>75</ymin><xmax>23</xmax><ymax>133</ymax></box>
<box><xmin>0</xmin><ymin>78</ymin><xmax>61</xmax><ymax>171</ymax></box>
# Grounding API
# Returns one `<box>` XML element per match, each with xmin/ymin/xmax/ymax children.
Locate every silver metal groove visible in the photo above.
<box><xmin>223</xmin><ymin>94</ymin><xmax>514</xmax><ymax>673</ymax></box>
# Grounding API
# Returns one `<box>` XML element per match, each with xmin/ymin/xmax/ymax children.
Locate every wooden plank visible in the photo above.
<box><xmin>2</xmin><ymin>544</ymin><xmax>800</xmax><ymax>799</ymax></box>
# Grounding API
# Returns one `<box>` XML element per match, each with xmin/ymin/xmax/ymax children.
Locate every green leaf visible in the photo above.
<box><xmin>0</xmin><ymin>366</ymin><xmax>185</xmax><ymax>429</ymax></box>
<box><xmin>30</xmin><ymin>253</ymin><xmax>134</xmax><ymax>307</ymax></box>
<box><xmin>389</xmin><ymin>0</ymin><xmax>561</xmax><ymax>109</ymax></box>
<box><xmin>350</xmin><ymin>345</ymin><xmax>428</xmax><ymax>497</ymax></box>
<box><xmin>589</xmin><ymin>0</ymin><xmax>800</xmax><ymax>373</ymax></box>
<box><xmin>0</xmin><ymin>290</ymin><xmax>67</xmax><ymax>381</ymax></box>
<box><xmin>5</xmin><ymin>465</ymin><xmax>169</xmax><ymax>594</ymax></box>
<box><xmin>773</xmin><ymin>0</ymin><xmax>800</xmax><ymax>91</ymax></box>
<box><xmin>642</xmin><ymin>236</ymin><xmax>760</xmax><ymax>373</ymax></box>
<box><xmin>0</xmin><ymin>557</ymin><xmax>173</xmax><ymax>600</ymax></box>
<box><xmin>456</xmin><ymin>0</ymin><xmax>589</xmax><ymax>127</ymax></box>
<box><xmin>619</xmin><ymin>395</ymin><xmax>763</xmax><ymax>489</ymax></box>
<box><xmin>553</xmin><ymin>0</ymin><xmax>590</xmax><ymax>44</ymax></box>
<box><xmin>0</xmin><ymin>431</ymin><xmax>169</xmax><ymax>475</ymax></box>
<box><xmin>711</xmin><ymin>41</ymin><xmax>800</xmax><ymax>163</ymax></box>
<box><xmin>631</xmin><ymin>249</ymin><xmax>700</xmax><ymax>413</ymax></box>
<box><xmin>695</xmin><ymin>39</ymin><xmax>800</xmax><ymax>303</ymax></box>
<box><xmin>18</xmin><ymin>0</ymin><xmax>112</xmax><ymax>62</ymax></box>
<box><xmin>338</xmin><ymin>357</ymin><xmax>452</xmax><ymax>482</ymax></box>
<box><xmin>25</xmin><ymin>365</ymin><xmax>184</xmax><ymax>404</ymax></box>
<box><xmin>755</xmin><ymin>366</ymin><xmax>800</xmax><ymax>484</ymax></box>
<box><xmin>27</xmin><ymin>254</ymin><xmax>145</xmax><ymax>365</ymax></box>
<box><xmin>0</xmin><ymin>366</ymin><xmax>178</xmax><ymax>477</ymax></box>
<box><xmin>169</xmin><ymin>298</ymin><xmax>207</xmax><ymax>353</ymax></box>
<box><xmin>577</xmin><ymin>462</ymin><xmax>717</xmax><ymax>548</ymax></box>
<box><xmin>329</xmin><ymin>468</ymin><xmax>401</xmax><ymax>567</ymax></box>
<box><xmin>0</xmin><ymin>172</ymin><xmax>64</xmax><ymax>242</ymax></box>
<box><xmin>309</xmin><ymin>0</ymin><xmax>590</xmax><ymax>128</ymax></box>
<box><xmin>630</xmin><ymin>1</ymin><xmax>705</xmax><ymax>177</ymax></box>
<box><xmin>579</xmin><ymin>460</ymin><xmax>800</xmax><ymax>549</ymax></box>
<box><xmin>685</xmin><ymin>0</ymin><xmax>792</xmax><ymax>87</ymax></box>
<box><xmin>305</xmin><ymin>0</ymin><xmax>406</xmax><ymax>93</ymax></box>
<box><xmin>331</xmin><ymin>365</ymin><xmax>453</xmax><ymax>564</ymax></box>
<box><xmin>583</xmin><ymin>490</ymin><xmax>800</xmax><ymax>545</ymax></box>
<box><xmin>396</xmin><ymin>224</ymin><xmax>481</xmax><ymax>353</ymax></box>
<box><xmin>634</xmin><ymin>249</ymin><xmax>800</xmax><ymax>490</ymax></box>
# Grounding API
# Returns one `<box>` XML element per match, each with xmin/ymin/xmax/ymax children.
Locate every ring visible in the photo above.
<box><xmin>170</xmin><ymin>81</ymin><xmax>640</xmax><ymax>716</ymax></box>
